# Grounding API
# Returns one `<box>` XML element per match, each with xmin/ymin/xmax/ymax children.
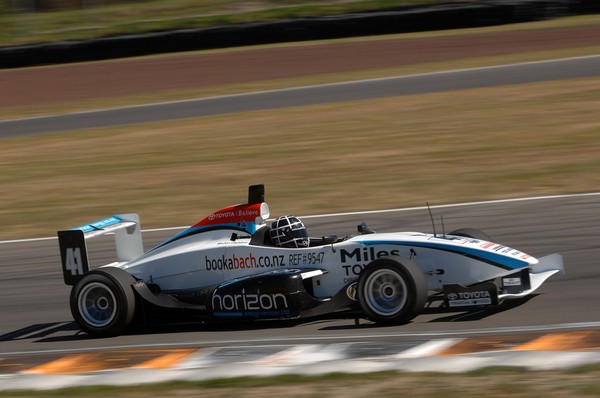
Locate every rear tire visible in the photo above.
<box><xmin>70</xmin><ymin>268</ymin><xmax>136</xmax><ymax>337</ymax></box>
<box><xmin>357</xmin><ymin>256</ymin><xmax>427</xmax><ymax>325</ymax></box>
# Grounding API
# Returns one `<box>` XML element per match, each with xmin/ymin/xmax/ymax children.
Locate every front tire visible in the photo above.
<box><xmin>70</xmin><ymin>268</ymin><xmax>136</xmax><ymax>337</ymax></box>
<box><xmin>357</xmin><ymin>256</ymin><xmax>427</xmax><ymax>325</ymax></box>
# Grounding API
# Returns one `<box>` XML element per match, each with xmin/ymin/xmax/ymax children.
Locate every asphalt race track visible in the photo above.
<box><xmin>1</xmin><ymin>55</ymin><xmax>600</xmax><ymax>138</ymax></box>
<box><xmin>1</xmin><ymin>193</ymin><xmax>599</xmax><ymax>356</ymax></box>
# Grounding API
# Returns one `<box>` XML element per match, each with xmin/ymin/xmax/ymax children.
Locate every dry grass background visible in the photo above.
<box><xmin>2</xmin><ymin>368</ymin><xmax>599</xmax><ymax>397</ymax></box>
<box><xmin>1</xmin><ymin>77</ymin><xmax>599</xmax><ymax>240</ymax></box>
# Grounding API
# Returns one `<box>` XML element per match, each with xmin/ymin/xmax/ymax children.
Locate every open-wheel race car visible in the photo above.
<box><xmin>58</xmin><ymin>185</ymin><xmax>564</xmax><ymax>337</ymax></box>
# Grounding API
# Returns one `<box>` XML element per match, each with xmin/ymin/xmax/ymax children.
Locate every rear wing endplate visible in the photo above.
<box><xmin>57</xmin><ymin>214</ymin><xmax>143</xmax><ymax>285</ymax></box>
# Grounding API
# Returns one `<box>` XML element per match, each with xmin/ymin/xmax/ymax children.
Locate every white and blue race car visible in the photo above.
<box><xmin>58</xmin><ymin>185</ymin><xmax>564</xmax><ymax>337</ymax></box>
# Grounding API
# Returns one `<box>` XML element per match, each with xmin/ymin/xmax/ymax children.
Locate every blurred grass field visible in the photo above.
<box><xmin>1</xmin><ymin>15</ymin><xmax>599</xmax><ymax>240</ymax></box>
<box><xmin>1</xmin><ymin>75</ymin><xmax>599</xmax><ymax>240</ymax></box>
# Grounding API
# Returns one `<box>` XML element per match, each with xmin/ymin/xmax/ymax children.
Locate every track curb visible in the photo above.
<box><xmin>1</xmin><ymin>330</ymin><xmax>599</xmax><ymax>391</ymax></box>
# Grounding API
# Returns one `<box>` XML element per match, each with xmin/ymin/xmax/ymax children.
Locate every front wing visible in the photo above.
<box><xmin>443</xmin><ymin>254</ymin><xmax>564</xmax><ymax>308</ymax></box>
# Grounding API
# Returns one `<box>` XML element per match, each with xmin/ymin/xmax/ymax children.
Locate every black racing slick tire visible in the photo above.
<box><xmin>357</xmin><ymin>256</ymin><xmax>427</xmax><ymax>325</ymax></box>
<box><xmin>70</xmin><ymin>267</ymin><xmax>136</xmax><ymax>337</ymax></box>
<box><xmin>449</xmin><ymin>228</ymin><xmax>492</xmax><ymax>241</ymax></box>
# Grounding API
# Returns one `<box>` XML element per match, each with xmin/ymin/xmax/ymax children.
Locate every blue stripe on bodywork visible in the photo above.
<box><xmin>213</xmin><ymin>312</ymin><xmax>243</xmax><ymax>317</ymax></box>
<box><xmin>150</xmin><ymin>224</ymin><xmax>248</xmax><ymax>251</ymax></box>
<box><xmin>358</xmin><ymin>240</ymin><xmax>529</xmax><ymax>270</ymax></box>
<box><xmin>73</xmin><ymin>216</ymin><xmax>122</xmax><ymax>233</ymax></box>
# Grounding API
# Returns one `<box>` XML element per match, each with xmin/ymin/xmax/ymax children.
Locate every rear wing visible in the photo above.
<box><xmin>57</xmin><ymin>214</ymin><xmax>144</xmax><ymax>286</ymax></box>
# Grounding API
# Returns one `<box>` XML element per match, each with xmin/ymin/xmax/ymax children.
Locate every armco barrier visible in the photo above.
<box><xmin>0</xmin><ymin>0</ymin><xmax>584</xmax><ymax>68</ymax></box>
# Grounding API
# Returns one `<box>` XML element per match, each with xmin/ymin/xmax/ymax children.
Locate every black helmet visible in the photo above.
<box><xmin>269</xmin><ymin>216</ymin><xmax>309</xmax><ymax>248</ymax></box>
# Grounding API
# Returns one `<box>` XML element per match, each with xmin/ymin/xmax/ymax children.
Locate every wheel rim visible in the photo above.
<box><xmin>364</xmin><ymin>268</ymin><xmax>408</xmax><ymax>316</ymax></box>
<box><xmin>78</xmin><ymin>282</ymin><xmax>117</xmax><ymax>327</ymax></box>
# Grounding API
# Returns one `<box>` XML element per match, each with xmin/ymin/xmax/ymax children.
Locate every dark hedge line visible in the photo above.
<box><xmin>0</xmin><ymin>0</ymin><xmax>594</xmax><ymax>68</ymax></box>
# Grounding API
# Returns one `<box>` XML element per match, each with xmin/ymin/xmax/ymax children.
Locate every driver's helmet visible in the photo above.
<box><xmin>269</xmin><ymin>215</ymin><xmax>309</xmax><ymax>248</ymax></box>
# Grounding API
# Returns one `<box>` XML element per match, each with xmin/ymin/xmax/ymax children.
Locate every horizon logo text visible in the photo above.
<box><xmin>212</xmin><ymin>289</ymin><xmax>288</xmax><ymax>312</ymax></box>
